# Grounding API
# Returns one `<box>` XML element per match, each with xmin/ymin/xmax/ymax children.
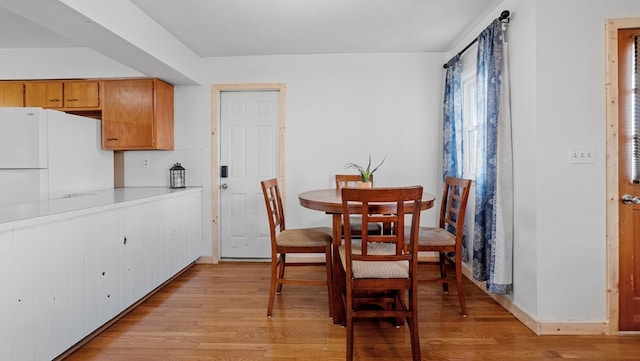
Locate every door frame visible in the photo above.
<box><xmin>210</xmin><ymin>83</ymin><xmax>287</xmax><ymax>262</ymax></box>
<box><xmin>605</xmin><ymin>17</ymin><xmax>640</xmax><ymax>334</ymax></box>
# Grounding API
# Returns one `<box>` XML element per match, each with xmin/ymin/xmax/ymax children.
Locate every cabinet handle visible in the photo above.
<box><xmin>67</xmin><ymin>98</ymin><xmax>79</xmax><ymax>102</ymax></box>
<box><xmin>107</xmin><ymin>138</ymin><xmax>119</xmax><ymax>141</ymax></box>
<box><xmin>123</xmin><ymin>236</ymin><xmax>127</xmax><ymax>245</ymax></box>
<box><xmin>49</xmin><ymin>98</ymin><xmax>61</xmax><ymax>102</ymax></box>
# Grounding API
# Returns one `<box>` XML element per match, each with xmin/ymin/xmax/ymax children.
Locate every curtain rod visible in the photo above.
<box><xmin>443</xmin><ymin>10</ymin><xmax>510</xmax><ymax>69</ymax></box>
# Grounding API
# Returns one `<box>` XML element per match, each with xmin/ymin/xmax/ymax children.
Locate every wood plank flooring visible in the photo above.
<box><xmin>63</xmin><ymin>263</ymin><xmax>640</xmax><ymax>360</ymax></box>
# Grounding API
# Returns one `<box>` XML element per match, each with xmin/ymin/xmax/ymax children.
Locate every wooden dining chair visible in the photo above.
<box><xmin>335</xmin><ymin>174</ymin><xmax>383</xmax><ymax>237</ymax></box>
<box><xmin>415</xmin><ymin>176</ymin><xmax>472</xmax><ymax>316</ymax></box>
<box><xmin>260</xmin><ymin>178</ymin><xmax>333</xmax><ymax>318</ymax></box>
<box><xmin>339</xmin><ymin>186</ymin><xmax>423</xmax><ymax>361</ymax></box>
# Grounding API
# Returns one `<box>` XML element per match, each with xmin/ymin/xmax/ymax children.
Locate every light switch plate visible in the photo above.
<box><xmin>569</xmin><ymin>146</ymin><xmax>595</xmax><ymax>164</ymax></box>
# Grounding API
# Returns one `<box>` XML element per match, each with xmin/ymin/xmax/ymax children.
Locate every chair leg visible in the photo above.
<box><xmin>439</xmin><ymin>252</ymin><xmax>449</xmax><ymax>293</ymax></box>
<box><xmin>334</xmin><ymin>257</ymin><xmax>347</xmax><ymax>326</ymax></box>
<box><xmin>455</xmin><ymin>257</ymin><xmax>468</xmax><ymax>317</ymax></box>
<box><xmin>394</xmin><ymin>291</ymin><xmax>404</xmax><ymax>327</ymax></box>
<box><xmin>276</xmin><ymin>253</ymin><xmax>286</xmax><ymax>294</ymax></box>
<box><xmin>346</xmin><ymin>291</ymin><xmax>354</xmax><ymax>361</ymax></box>
<box><xmin>324</xmin><ymin>245</ymin><xmax>333</xmax><ymax>318</ymax></box>
<box><xmin>408</xmin><ymin>288</ymin><xmax>421</xmax><ymax>361</ymax></box>
<box><xmin>267</xmin><ymin>254</ymin><xmax>279</xmax><ymax>318</ymax></box>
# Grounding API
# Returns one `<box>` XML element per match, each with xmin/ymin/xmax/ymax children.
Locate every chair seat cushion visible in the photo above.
<box><xmin>405</xmin><ymin>226</ymin><xmax>456</xmax><ymax>246</ymax></box>
<box><xmin>339</xmin><ymin>241</ymin><xmax>409</xmax><ymax>279</ymax></box>
<box><xmin>418</xmin><ymin>227</ymin><xmax>456</xmax><ymax>246</ymax></box>
<box><xmin>277</xmin><ymin>227</ymin><xmax>332</xmax><ymax>247</ymax></box>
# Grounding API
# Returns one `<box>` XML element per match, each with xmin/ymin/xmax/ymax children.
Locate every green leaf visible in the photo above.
<box><xmin>344</xmin><ymin>155</ymin><xmax>385</xmax><ymax>182</ymax></box>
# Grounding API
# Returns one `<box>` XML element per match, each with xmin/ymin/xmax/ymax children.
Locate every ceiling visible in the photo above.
<box><xmin>0</xmin><ymin>0</ymin><xmax>504</xmax><ymax>58</ymax></box>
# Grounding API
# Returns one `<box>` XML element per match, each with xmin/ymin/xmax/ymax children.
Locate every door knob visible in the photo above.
<box><xmin>621</xmin><ymin>194</ymin><xmax>640</xmax><ymax>204</ymax></box>
<box><xmin>220</xmin><ymin>183</ymin><xmax>228</xmax><ymax>190</ymax></box>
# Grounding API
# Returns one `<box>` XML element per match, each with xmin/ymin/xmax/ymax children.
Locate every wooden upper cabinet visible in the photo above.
<box><xmin>1</xmin><ymin>77</ymin><xmax>174</xmax><ymax>151</ymax></box>
<box><xmin>102</xmin><ymin>78</ymin><xmax>174</xmax><ymax>150</ymax></box>
<box><xmin>0</xmin><ymin>82</ymin><xmax>24</xmax><ymax>107</ymax></box>
<box><xmin>24</xmin><ymin>80</ymin><xmax>100</xmax><ymax>109</ymax></box>
<box><xmin>25</xmin><ymin>82</ymin><xmax>63</xmax><ymax>108</ymax></box>
<box><xmin>63</xmin><ymin>81</ymin><xmax>100</xmax><ymax>108</ymax></box>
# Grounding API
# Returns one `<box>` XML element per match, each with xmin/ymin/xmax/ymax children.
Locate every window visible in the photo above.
<box><xmin>462</xmin><ymin>70</ymin><xmax>478</xmax><ymax>178</ymax></box>
<box><xmin>633</xmin><ymin>35</ymin><xmax>640</xmax><ymax>183</ymax></box>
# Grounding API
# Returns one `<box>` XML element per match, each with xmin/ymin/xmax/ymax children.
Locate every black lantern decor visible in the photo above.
<box><xmin>169</xmin><ymin>163</ymin><xmax>186</xmax><ymax>189</ymax></box>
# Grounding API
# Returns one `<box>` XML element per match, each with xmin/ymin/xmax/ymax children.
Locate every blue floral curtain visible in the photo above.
<box><xmin>473</xmin><ymin>19</ymin><xmax>514</xmax><ymax>294</ymax></box>
<box><xmin>443</xmin><ymin>55</ymin><xmax>463</xmax><ymax>180</ymax></box>
<box><xmin>442</xmin><ymin>55</ymin><xmax>469</xmax><ymax>260</ymax></box>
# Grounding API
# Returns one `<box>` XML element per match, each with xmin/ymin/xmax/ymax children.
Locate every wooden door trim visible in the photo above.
<box><xmin>605</xmin><ymin>17</ymin><xmax>640</xmax><ymax>335</ymax></box>
<box><xmin>208</xmin><ymin>83</ymin><xmax>286</xmax><ymax>263</ymax></box>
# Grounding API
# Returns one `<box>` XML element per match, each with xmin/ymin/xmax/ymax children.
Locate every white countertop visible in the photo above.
<box><xmin>0</xmin><ymin>187</ymin><xmax>201</xmax><ymax>230</ymax></box>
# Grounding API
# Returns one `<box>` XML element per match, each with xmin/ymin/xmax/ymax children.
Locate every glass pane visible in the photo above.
<box><xmin>633</xmin><ymin>36</ymin><xmax>640</xmax><ymax>183</ymax></box>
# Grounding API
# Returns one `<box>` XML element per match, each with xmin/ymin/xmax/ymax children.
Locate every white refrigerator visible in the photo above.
<box><xmin>0</xmin><ymin>107</ymin><xmax>114</xmax><ymax>206</ymax></box>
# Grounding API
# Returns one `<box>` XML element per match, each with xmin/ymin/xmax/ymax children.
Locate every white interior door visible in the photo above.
<box><xmin>219</xmin><ymin>90</ymin><xmax>279</xmax><ymax>259</ymax></box>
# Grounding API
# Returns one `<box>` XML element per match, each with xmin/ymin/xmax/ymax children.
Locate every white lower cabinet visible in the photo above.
<box><xmin>0</xmin><ymin>229</ymin><xmax>12</xmax><ymax>360</ymax></box>
<box><xmin>0</xmin><ymin>189</ymin><xmax>202</xmax><ymax>361</ymax></box>
<box><xmin>12</xmin><ymin>228</ymin><xmax>37</xmax><ymax>360</ymax></box>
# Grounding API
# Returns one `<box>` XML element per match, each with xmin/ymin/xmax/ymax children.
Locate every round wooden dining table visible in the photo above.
<box><xmin>298</xmin><ymin>187</ymin><xmax>435</xmax><ymax>324</ymax></box>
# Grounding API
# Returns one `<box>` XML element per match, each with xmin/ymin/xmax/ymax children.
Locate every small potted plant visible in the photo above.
<box><xmin>345</xmin><ymin>155</ymin><xmax>386</xmax><ymax>187</ymax></box>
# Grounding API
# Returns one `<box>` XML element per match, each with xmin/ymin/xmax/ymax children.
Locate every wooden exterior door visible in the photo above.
<box><xmin>618</xmin><ymin>28</ymin><xmax>640</xmax><ymax>331</ymax></box>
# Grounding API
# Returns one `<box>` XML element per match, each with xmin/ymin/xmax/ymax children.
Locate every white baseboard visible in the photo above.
<box><xmin>538</xmin><ymin>321</ymin><xmax>610</xmax><ymax>335</ymax></box>
<box><xmin>460</xmin><ymin>265</ymin><xmax>613</xmax><ymax>335</ymax></box>
<box><xmin>196</xmin><ymin>255</ymin><xmax>217</xmax><ymax>264</ymax></box>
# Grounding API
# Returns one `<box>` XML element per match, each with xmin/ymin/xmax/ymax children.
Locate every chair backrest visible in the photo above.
<box><xmin>439</xmin><ymin>177</ymin><xmax>472</xmax><ymax>241</ymax></box>
<box><xmin>341</xmin><ymin>186</ymin><xmax>423</xmax><ymax>267</ymax></box>
<box><xmin>260</xmin><ymin>178</ymin><xmax>285</xmax><ymax>245</ymax></box>
<box><xmin>335</xmin><ymin>174</ymin><xmax>373</xmax><ymax>188</ymax></box>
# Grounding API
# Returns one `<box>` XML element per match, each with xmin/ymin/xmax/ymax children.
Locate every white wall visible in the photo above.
<box><xmin>0</xmin><ymin>47</ymin><xmax>142</xmax><ymax>79</ymax></box>
<box><xmin>532</xmin><ymin>0</ymin><xmax>640</xmax><ymax>323</ymax></box>
<box><xmin>444</xmin><ymin>0</ymin><xmax>640</xmax><ymax>328</ymax></box>
<box><xmin>199</xmin><ymin>53</ymin><xmax>444</xmax><ymax>231</ymax></box>
<box><xmin>458</xmin><ymin>0</ymin><xmax>640</xmax><ymax>326</ymax></box>
<box><xmin>136</xmin><ymin>53</ymin><xmax>446</xmax><ymax>259</ymax></box>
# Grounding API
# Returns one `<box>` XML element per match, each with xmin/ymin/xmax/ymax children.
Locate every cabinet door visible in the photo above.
<box><xmin>34</xmin><ymin>221</ymin><xmax>76</xmax><ymax>361</ymax></box>
<box><xmin>83</xmin><ymin>214</ymin><xmax>102</xmax><ymax>332</ymax></box>
<box><xmin>12</xmin><ymin>227</ymin><xmax>36</xmax><ymax>360</ymax></box>
<box><xmin>98</xmin><ymin>210</ymin><xmax>122</xmax><ymax>321</ymax></box>
<box><xmin>102</xmin><ymin>79</ymin><xmax>155</xmax><ymax>149</ymax></box>
<box><xmin>25</xmin><ymin>82</ymin><xmax>64</xmax><ymax>108</ymax></box>
<box><xmin>64</xmin><ymin>81</ymin><xmax>100</xmax><ymax>108</ymax></box>
<box><xmin>0</xmin><ymin>82</ymin><xmax>24</xmax><ymax>107</ymax></box>
<box><xmin>0</xmin><ymin>230</ymin><xmax>13</xmax><ymax>360</ymax></box>
<box><xmin>119</xmin><ymin>207</ymin><xmax>136</xmax><ymax>307</ymax></box>
<box><xmin>67</xmin><ymin>216</ymin><xmax>89</xmax><ymax>347</ymax></box>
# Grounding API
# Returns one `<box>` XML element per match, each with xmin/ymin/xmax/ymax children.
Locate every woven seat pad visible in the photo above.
<box><xmin>339</xmin><ymin>241</ymin><xmax>409</xmax><ymax>279</ymax></box>
<box><xmin>405</xmin><ymin>226</ymin><xmax>455</xmax><ymax>246</ymax></box>
<box><xmin>277</xmin><ymin>227</ymin><xmax>332</xmax><ymax>247</ymax></box>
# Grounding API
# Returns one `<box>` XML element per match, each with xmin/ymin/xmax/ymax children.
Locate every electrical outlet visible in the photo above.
<box><xmin>569</xmin><ymin>147</ymin><xmax>595</xmax><ymax>164</ymax></box>
<box><xmin>143</xmin><ymin>158</ymin><xmax>150</xmax><ymax>168</ymax></box>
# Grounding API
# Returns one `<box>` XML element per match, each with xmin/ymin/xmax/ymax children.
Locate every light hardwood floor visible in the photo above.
<box><xmin>63</xmin><ymin>263</ymin><xmax>640</xmax><ymax>360</ymax></box>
